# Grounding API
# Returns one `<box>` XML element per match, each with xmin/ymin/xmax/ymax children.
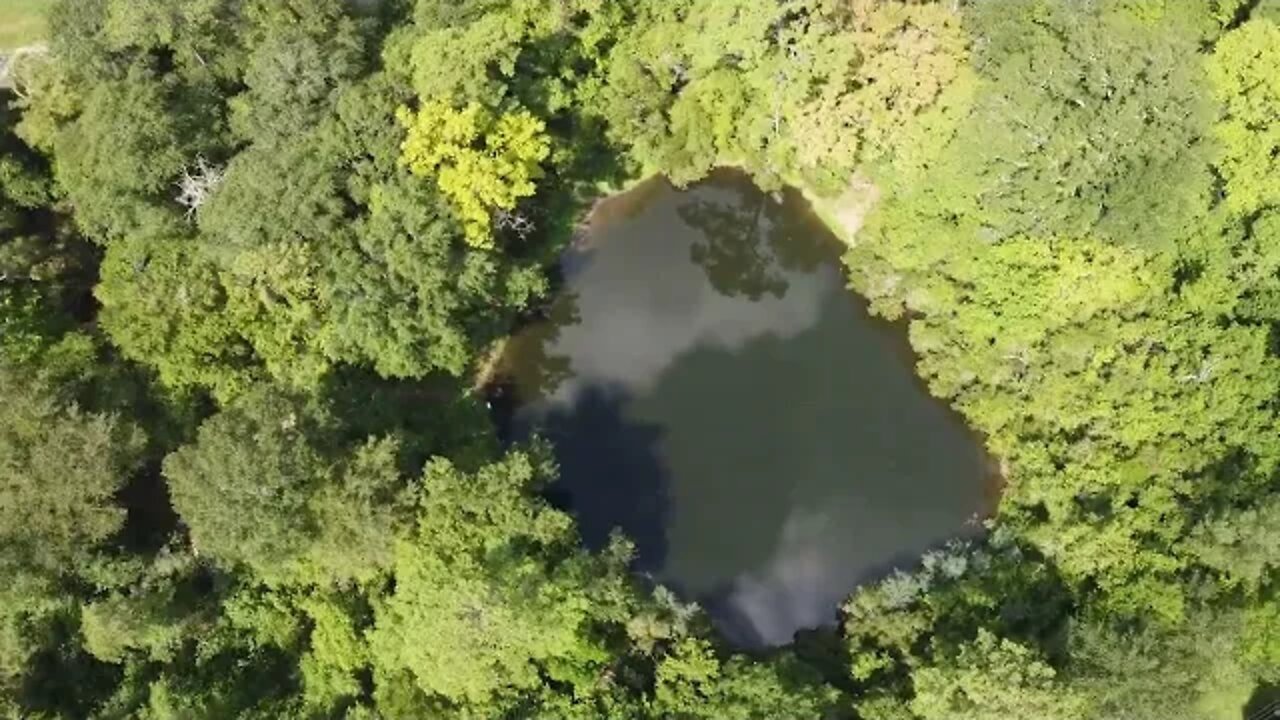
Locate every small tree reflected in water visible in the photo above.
<box><xmin>678</xmin><ymin>170</ymin><xmax>836</xmax><ymax>301</ymax></box>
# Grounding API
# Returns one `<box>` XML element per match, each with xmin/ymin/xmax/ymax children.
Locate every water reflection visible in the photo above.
<box><xmin>516</xmin><ymin>177</ymin><xmax>831</xmax><ymax>408</ymax></box>
<box><xmin>502</xmin><ymin>171</ymin><xmax>990</xmax><ymax>647</ymax></box>
<box><xmin>495</xmin><ymin>290</ymin><xmax>580</xmax><ymax>405</ymax></box>
<box><xmin>679</xmin><ymin>173</ymin><xmax>831</xmax><ymax>301</ymax></box>
<box><xmin>536</xmin><ymin>385</ymin><xmax>671</xmax><ymax>566</ymax></box>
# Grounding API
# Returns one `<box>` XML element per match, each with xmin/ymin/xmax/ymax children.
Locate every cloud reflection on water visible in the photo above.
<box><xmin>506</xmin><ymin>172</ymin><xmax>991</xmax><ymax>648</ymax></box>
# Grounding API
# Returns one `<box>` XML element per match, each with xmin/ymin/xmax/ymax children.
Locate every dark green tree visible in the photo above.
<box><xmin>163</xmin><ymin>386</ymin><xmax>411</xmax><ymax>586</ymax></box>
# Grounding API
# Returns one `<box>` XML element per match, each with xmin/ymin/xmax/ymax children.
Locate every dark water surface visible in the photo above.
<box><xmin>500</xmin><ymin>171</ymin><xmax>993</xmax><ymax>647</ymax></box>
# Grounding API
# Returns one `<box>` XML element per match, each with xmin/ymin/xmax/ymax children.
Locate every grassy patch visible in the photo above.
<box><xmin>0</xmin><ymin>0</ymin><xmax>52</xmax><ymax>51</ymax></box>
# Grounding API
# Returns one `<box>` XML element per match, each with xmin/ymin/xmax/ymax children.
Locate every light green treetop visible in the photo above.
<box><xmin>1208</xmin><ymin>18</ymin><xmax>1280</xmax><ymax>217</ymax></box>
<box><xmin>398</xmin><ymin>100</ymin><xmax>550</xmax><ymax>248</ymax></box>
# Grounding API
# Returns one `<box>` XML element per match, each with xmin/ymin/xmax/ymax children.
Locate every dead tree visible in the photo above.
<box><xmin>494</xmin><ymin>208</ymin><xmax>535</xmax><ymax>240</ymax></box>
<box><xmin>175</xmin><ymin>156</ymin><xmax>226</xmax><ymax>220</ymax></box>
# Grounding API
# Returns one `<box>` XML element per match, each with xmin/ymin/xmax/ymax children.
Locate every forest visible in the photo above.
<box><xmin>2</xmin><ymin>0</ymin><xmax>1280</xmax><ymax>718</ymax></box>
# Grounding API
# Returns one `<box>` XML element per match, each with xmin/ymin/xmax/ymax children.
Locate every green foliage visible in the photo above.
<box><xmin>787</xmin><ymin>1</ymin><xmax>972</xmax><ymax>181</ymax></box>
<box><xmin>8</xmin><ymin>0</ymin><xmax>1280</xmax><ymax>716</ymax></box>
<box><xmin>369</xmin><ymin>450</ymin><xmax>633</xmax><ymax>707</ymax></box>
<box><xmin>97</xmin><ymin>229</ymin><xmax>261</xmax><ymax>400</ymax></box>
<box><xmin>228</xmin><ymin>0</ymin><xmax>366</xmax><ymax>145</ymax></box>
<box><xmin>1067</xmin><ymin>610</ymin><xmax>1261</xmax><ymax>720</ymax></box>
<box><xmin>1208</xmin><ymin>18</ymin><xmax>1280</xmax><ymax>217</ymax></box>
<box><xmin>80</xmin><ymin>551</ymin><xmax>207</xmax><ymax>665</ymax></box>
<box><xmin>595</xmin><ymin>0</ymin><xmax>795</xmax><ymax>184</ymax></box>
<box><xmin>1241</xmin><ymin>601</ymin><xmax>1280</xmax><ymax>678</ymax></box>
<box><xmin>0</xmin><ymin>560</ymin><xmax>65</xmax><ymax>698</ymax></box>
<box><xmin>596</xmin><ymin>0</ymin><xmax>969</xmax><ymax>189</ymax></box>
<box><xmin>28</xmin><ymin>0</ymin><xmax>561</xmax><ymax>397</ymax></box>
<box><xmin>910</xmin><ymin>630</ymin><xmax>1090</xmax><ymax>720</ymax></box>
<box><xmin>50</xmin><ymin>66</ymin><xmax>193</xmax><ymax>242</ymax></box>
<box><xmin>402</xmin><ymin>0</ymin><xmax>623</xmax><ymax>113</ymax></box>
<box><xmin>0</xmin><ymin>364</ymin><xmax>144</xmax><ymax>573</ymax></box>
<box><xmin>844</xmin><ymin>0</ymin><xmax>1280</xmax><ymax>620</ymax></box>
<box><xmin>163</xmin><ymin>386</ymin><xmax>411</xmax><ymax>585</ymax></box>
<box><xmin>298</xmin><ymin>594</ymin><xmax>369</xmax><ymax>711</ymax></box>
<box><xmin>919</xmin><ymin>0</ymin><xmax>1215</xmax><ymax>249</ymax></box>
<box><xmin>1</xmin><ymin>92</ymin><xmax>94</xmax><ymax>366</ymax></box>
<box><xmin>320</xmin><ymin>176</ymin><xmax>540</xmax><ymax>378</ymax></box>
<box><xmin>163</xmin><ymin>387</ymin><xmax>326</xmax><ymax>579</ymax></box>
<box><xmin>1184</xmin><ymin>497</ymin><xmax>1280</xmax><ymax>592</ymax></box>
<box><xmin>653</xmin><ymin>638</ymin><xmax>837</xmax><ymax>720</ymax></box>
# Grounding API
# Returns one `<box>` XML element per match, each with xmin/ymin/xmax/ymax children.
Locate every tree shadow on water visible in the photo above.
<box><xmin>520</xmin><ymin>384</ymin><xmax>672</xmax><ymax>572</ymax></box>
<box><xmin>677</xmin><ymin>171</ymin><xmax>839</xmax><ymax>302</ymax></box>
<box><xmin>495</xmin><ymin>289</ymin><xmax>581</xmax><ymax>406</ymax></box>
<box><xmin>680</xmin><ymin>189</ymin><xmax>789</xmax><ymax>301</ymax></box>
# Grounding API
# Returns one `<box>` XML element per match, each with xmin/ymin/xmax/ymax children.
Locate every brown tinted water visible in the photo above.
<box><xmin>499</xmin><ymin>170</ymin><xmax>992</xmax><ymax>647</ymax></box>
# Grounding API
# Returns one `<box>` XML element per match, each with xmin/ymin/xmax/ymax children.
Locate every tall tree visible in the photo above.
<box><xmin>910</xmin><ymin>630</ymin><xmax>1090</xmax><ymax>720</ymax></box>
<box><xmin>0</xmin><ymin>365</ymin><xmax>144</xmax><ymax>574</ymax></box>
<box><xmin>1208</xmin><ymin>18</ymin><xmax>1280</xmax><ymax>217</ymax></box>
<box><xmin>398</xmin><ymin>101</ymin><xmax>550</xmax><ymax>247</ymax></box>
<box><xmin>369</xmin><ymin>450</ymin><xmax>634</xmax><ymax>710</ymax></box>
<box><xmin>163</xmin><ymin>386</ymin><xmax>411</xmax><ymax>585</ymax></box>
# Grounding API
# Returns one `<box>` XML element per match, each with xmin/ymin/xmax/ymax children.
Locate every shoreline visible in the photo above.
<box><xmin>474</xmin><ymin>166</ymin><xmax>1010</xmax><ymax>501</ymax></box>
<box><xmin>0</xmin><ymin>44</ymin><xmax>47</xmax><ymax>91</ymax></box>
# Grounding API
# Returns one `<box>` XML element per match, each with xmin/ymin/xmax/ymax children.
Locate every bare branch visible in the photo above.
<box><xmin>175</xmin><ymin>156</ymin><xmax>226</xmax><ymax>220</ymax></box>
<box><xmin>494</xmin><ymin>208</ymin><xmax>535</xmax><ymax>240</ymax></box>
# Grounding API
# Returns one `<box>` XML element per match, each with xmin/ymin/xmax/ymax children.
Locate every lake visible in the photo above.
<box><xmin>498</xmin><ymin>170</ymin><xmax>994</xmax><ymax>647</ymax></box>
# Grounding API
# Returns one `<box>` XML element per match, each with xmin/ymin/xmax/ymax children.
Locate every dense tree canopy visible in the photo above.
<box><xmin>0</xmin><ymin>364</ymin><xmax>142</xmax><ymax>574</ymax></box>
<box><xmin>2</xmin><ymin>0</ymin><xmax>1279</xmax><ymax>717</ymax></box>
